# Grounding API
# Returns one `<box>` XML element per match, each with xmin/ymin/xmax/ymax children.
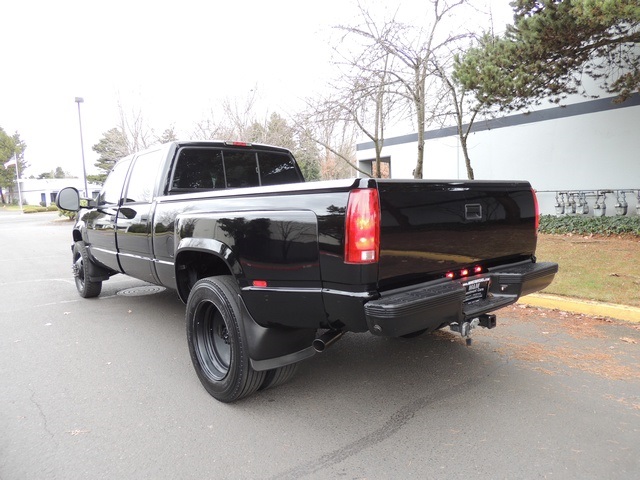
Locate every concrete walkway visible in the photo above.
<box><xmin>519</xmin><ymin>293</ymin><xmax>640</xmax><ymax>323</ymax></box>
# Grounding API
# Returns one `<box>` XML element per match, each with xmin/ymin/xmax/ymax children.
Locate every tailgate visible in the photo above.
<box><xmin>376</xmin><ymin>180</ymin><xmax>538</xmax><ymax>289</ymax></box>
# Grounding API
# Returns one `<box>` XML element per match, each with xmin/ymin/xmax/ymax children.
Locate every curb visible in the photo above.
<box><xmin>518</xmin><ymin>293</ymin><xmax>640</xmax><ymax>324</ymax></box>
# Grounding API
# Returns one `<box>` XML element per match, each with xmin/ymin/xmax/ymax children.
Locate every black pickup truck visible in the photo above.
<box><xmin>57</xmin><ymin>140</ymin><xmax>558</xmax><ymax>402</ymax></box>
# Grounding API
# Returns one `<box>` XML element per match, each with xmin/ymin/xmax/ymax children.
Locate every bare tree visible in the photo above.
<box><xmin>432</xmin><ymin>42</ymin><xmax>488</xmax><ymax>180</ymax></box>
<box><xmin>335</xmin><ymin>0</ymin><xmax>469</xmax><ymax>178</ymax></box>
<box><xmin>117</xmin><ymin>100</ymin><xmax>153</xmax><ymax>153</ymax></box>
<box><xmin>191</xmin><ymin>109</ymin><xmax>235</xmax><ymax>141</ymax></box>
<box><xmin>295</xmin><ymin>98</ymin><xmax>371</xmax><ymax>178</ymax></box>
<box><xmin>432</xmin><ymin>3</ymin><xmax>506</xmax><ymax>180</ymax></box>
<box><xmin>90</xmin><ymin>101</ymin><xmax>175</xmax><ymax>182</ymax></box>
<box><xmin>318</xmin><ymin>120</ymin><xmax>360</xmax><ymax>180</ymax></box>
<box><xmin>221</xmin><ymin>89</ymin><xmax>260</xmax><ymax>140</ymax></box>
<box><xmin>192</xmin><ymin>90</ymin><xmax>260</xmax><ymax>141</ymax></box>
<box><xmin>322</xmin><ymin>10</ymin><xmax>409</xmax><ymax>179</ymax></box>
<box><xmin>439</xmin><ymin>70</ymin><xmax>481</xmax><ymax>180</ymax></box>
<box><xmin>330</xmin><ymin>50</ymin><xmax>402</xmax><ymax>178</ymax></box>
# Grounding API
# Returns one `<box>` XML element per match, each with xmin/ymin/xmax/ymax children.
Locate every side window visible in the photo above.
<box><xmin>223</xmin><ymin>150</ymin><xmax>260</xmax><ymax>188</ymax></box>
<box><xmin>98</xmin><ymin>159</ymin><xmax>132</xmax><ymax>206</ymax></box>
<box><xmin>258</xmin><ymin>152</ymin><xmax>302</xmax><ymax>186</ymax></box>
<box><xmin>171</xmin><ymin>148</ymin><xmax>225</xmax><ymax>192</ymax></box>
<box><xmin>124</xmin><ymin>150</ymin><xmax>164</xmax><ymax>203</ymax></box>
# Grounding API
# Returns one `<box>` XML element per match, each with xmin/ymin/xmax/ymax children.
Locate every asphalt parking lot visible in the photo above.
<box><xmin>1</xmin><ymin>211</ymin><xmax>639</xmax><ymax>479</ymax></box>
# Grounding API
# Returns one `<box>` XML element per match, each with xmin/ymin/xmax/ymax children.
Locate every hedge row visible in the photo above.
<box><xmin>23</xmin><ymin>205</ymin><xmax>59</xmax><ymax>214</ymax></box>
<box><xmin>539</xmin><ymin>214</ymin><xmax>640</xmax><ymax>236</ymax></box>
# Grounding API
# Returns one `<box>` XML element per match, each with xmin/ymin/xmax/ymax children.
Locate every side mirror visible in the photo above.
<box><xmin>56</xmin><ymin>187</ymin><xmax>80</xmax><ymax>211</ymax></box>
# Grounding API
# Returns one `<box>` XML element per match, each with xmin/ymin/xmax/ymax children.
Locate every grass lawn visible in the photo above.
<box><xmin>535</xmin><ymin>233</ymin><xmax>640</xmax><ymax>307</ymax></box>
<box><xmin>1</xmin><ymin>204</ymin><xmax>59</xmax><ymax>213</ymax></box>
<box><xmin>1</xmin><ymin>205</ymin><xmax>22</xmax><ymax>211</ymax></box>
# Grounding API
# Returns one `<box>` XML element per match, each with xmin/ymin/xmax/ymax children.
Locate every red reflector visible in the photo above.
<box><xmin>461</xmin><ymin>269</ymin><xmax>469</xmax><ymax>277</ymax></box>
<box><xmin>345</xmin><ymin>188</ymin><xmax>380</xmax><ymax>264</ymax></box>
<box><xmin>253</xmin><ymin>280</ymin><xmax>267</xmax><ymax>288</ymax></box>
<box><xmin>474</xmin><ymin>265</ymin><xmax>483</xmax><ymax>274</ymax></box>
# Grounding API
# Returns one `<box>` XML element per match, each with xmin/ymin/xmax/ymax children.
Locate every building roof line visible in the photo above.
<box><xmin>356</xmin><ymin>92</ymin><xmax>640</xmax><ymax>151</ymax></box>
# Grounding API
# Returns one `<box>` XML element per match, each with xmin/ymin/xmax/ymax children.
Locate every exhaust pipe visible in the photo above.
<box><xmin>313</xmin><ymin>330</ymin><xmax>345</xmax><ymax>352</ymax></box>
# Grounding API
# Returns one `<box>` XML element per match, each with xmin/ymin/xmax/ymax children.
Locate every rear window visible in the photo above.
<box><xmin>223</xmin><ymin>150</ymin><xmax>260</xmax><ymax>188</ymax></box>
<box><xmin>169</xmin><ymin>147</ymin><xmax>301</xmax><ymax>193</ymax></box>
<box><xmin>170</xmin><ymin>148</ymin><xmax>225</xmax><ymax>191</ymax></box>
<box><xmin>258</xmin><ymin>152</ymin><xmax>301</xmax><ymax>186</ymax></box>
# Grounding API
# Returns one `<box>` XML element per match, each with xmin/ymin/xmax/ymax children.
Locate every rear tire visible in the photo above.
<box><xmin>260</xmin><ymin>363</ymin><xmax>299</xmax><ymax>391</ymax></box>
<box><xmin>72</xmin><ymin>241</ymin><xmax>102</xmax><ymax>298</ymax></box>
<box><xmin>186</xmin><ymin>276</ymin><xmax>266</xmax><ymax>402</ymax></box>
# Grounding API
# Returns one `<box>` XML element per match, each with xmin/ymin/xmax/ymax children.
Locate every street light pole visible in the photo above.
<box><xmin>75</xmin><ymin>97</ymin><xmax>89</xmax><ymax>197</ymax></box>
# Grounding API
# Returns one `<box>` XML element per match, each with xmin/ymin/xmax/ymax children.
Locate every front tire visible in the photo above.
<box><xmin>72</xmin><ymin>241</ymin><xmax>102</xmax><ymax>298</ymax></box>
<box><xmin>186</xmin><ymin>276</ymin><xmax>265</xmax><ymax>402</ymax></box>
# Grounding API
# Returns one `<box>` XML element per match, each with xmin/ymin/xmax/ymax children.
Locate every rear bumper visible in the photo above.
<box><xmin>364</xmin><ymin>261</ymin><xmax>558</xmax><ymax>337</ymax></box>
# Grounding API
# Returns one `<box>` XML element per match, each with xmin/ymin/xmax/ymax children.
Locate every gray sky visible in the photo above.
<box><xmin>1</xmin><ymin>0</ymin><xmax>512</xmax><ymax>178</ymax></box>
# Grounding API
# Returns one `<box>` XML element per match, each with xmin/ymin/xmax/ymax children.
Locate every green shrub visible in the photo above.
<box><xmin>21</xmin><ymin>205</ymin><xmax>72</xmax><ymax>218</ymax></box>
<box><xmin>58</xmin><ymin>208</ymin><xmax>76</xmax><ymax>220</ymax></box>
<box><xmin>539</xmin><ymin>215</ymin><xmax>640</xmax><ymax>236</ymax></box>
<box><xmin>22</xmin><ymin>205</ymin><xmax>49</xmax><ymax>214</ymax></box>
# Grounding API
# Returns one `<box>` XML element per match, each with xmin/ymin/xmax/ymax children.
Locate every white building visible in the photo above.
<box><xmin>12</xmin><ymin>178</ymin><xmax>101</xmax><ymax>207</ymax></box>
<box><xmin>356</xmin><ymin>92</ymin><xmax>640</xmax><ymax>216</ymax></box>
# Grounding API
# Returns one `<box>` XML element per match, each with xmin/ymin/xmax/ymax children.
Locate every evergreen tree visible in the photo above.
<box><xmin>455</xmin><ymin>0</ymin><xmax>640</xmax><ymax>110</ymax></box>
<box><xmin>89</xmin><ymin>128</ymin><xmax>131</xmax><ymax>184</ymax></box>
<box><xmin>157</xmin><ymin>127</ymin><xmax>178</xmax><ymax>144</ymax></box>
<box><xmin>0</xmin><ymin>127</ymin><xmax>28</xmax><ymax>204</ymax></box>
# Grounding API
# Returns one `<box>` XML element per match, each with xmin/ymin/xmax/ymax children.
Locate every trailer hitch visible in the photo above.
<box><xmin>450</xmin><ymin>314</ymin><xmax>496</xmax><ymax>345</ymax></box>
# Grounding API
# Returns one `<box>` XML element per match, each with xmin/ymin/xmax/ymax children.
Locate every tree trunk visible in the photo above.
<box><xmin>415</xmin><ymin>130</ymin><xmax>424</xmax><ymax>179</ymax></box>
<box><xmin>460</xmin><ymin>136</ymin><xmax>474</xmax><ymax>180</ymax></box>
<box><xmin>414</xmin><ymin>71</ymin><xmax>426</xmax><ymax>179</ymax></box>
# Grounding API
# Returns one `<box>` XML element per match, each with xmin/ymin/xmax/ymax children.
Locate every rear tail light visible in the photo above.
<box><xmin>532</xmin><ymin>188</ymin><xmax>540</xmax><ymax>235</ymax></box>
<box><xmin>345</xmin><ymin>188</ymin><xmax>380</xmax><ymax>264</ymax></box>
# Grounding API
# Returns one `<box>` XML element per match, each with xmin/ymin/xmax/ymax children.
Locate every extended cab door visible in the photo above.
<box><xmin>85</xmin><ymin>158</ymin><xmax>132</xmax><ymax>272</ymax></box>
<box><xmin>115</xmin><ymin>148</ymin><xmax>165</xmax><ymax>283</ymax></box>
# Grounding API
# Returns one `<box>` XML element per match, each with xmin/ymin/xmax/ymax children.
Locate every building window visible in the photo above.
<box><xmin>359</xmin><ymin>157</ymin><xmax>391</xmax><ymax>178</ymax></box>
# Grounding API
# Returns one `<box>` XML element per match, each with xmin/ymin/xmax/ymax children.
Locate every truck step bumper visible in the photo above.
<box><xmin>364</xmin><ymin>261</ymin><xmax>558</xmax><ymax>337</ymax></box>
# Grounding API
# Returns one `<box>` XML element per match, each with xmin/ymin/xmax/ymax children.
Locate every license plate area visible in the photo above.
<box><xmin>462</xmin><ymin>277</ymin><xmax>491</xmax><ymax>303</ymax></box>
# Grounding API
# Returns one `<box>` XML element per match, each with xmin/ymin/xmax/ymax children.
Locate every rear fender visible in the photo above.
<box><xmin>174</xmin><ymin>237</ymin><xmax>240</xmax><ymax>302</ymax></box>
